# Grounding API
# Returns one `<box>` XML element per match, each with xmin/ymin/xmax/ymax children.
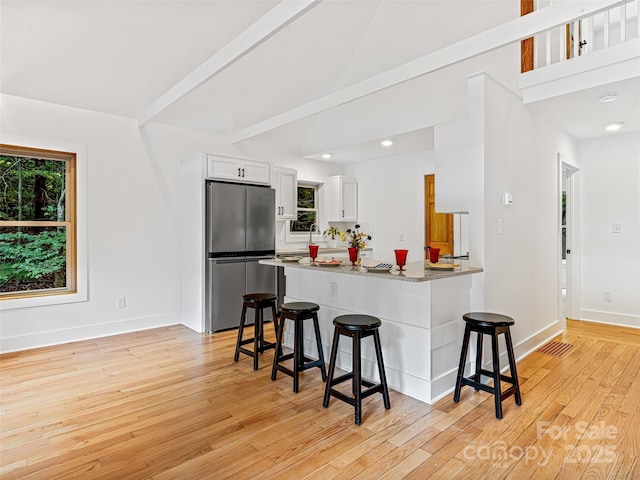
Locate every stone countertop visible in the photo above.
<box><xmin>260</xmin><ymin>258</ymin><xmax>483</xmax><ymax>282</ymax></box>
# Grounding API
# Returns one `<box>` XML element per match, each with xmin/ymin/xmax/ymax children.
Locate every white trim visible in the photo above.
<box><xmin>0</xmin><ymin>135</ymin><xmax>88</xmax><ymax>311</ymax></box>
<box><xmin>579</xmin><ymin>310</ymin><xmax>640</xmax><ymax>328</ymax></box>
<box><xmin>0</xmin><ymin>315</ymin><xmax>178</xmax><ymax>353</ymax></box>
<box><xmin>519</xmin><ymin>41</ymin><xmax>640</xmax><ymax>103</ymax></box>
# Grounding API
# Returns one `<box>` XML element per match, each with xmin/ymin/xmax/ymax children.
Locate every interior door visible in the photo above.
<box><xmin>560</xmin><ymin>159</ymin><xmax>580</xmax><ymax>322</ymax></box>
<box><xmin>424</xmin><ymin>175</ymin><xmax>454</xmax><ymax>258</ymax></box>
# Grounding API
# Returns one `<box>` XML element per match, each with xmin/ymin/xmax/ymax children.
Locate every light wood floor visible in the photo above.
<box><xmin>1</xmin><ymin>319</ymin><xmax>639</xmax><ymax>479</ymax></box>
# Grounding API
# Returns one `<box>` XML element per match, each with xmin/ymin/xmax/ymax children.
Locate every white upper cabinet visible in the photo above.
<box><xmin>273</xmin><ymin>167</ymin><xmax>297</xmax><ymax>220</ymax></box>
<box><xmin>325</xmin><ymin>175</ymin><xmax>358</xmax><ymax>222</ymax></box>
<box><xmin>207</xmin><ymin>154</ymin><xmax>270</xmax><ymax>185</ymax></box>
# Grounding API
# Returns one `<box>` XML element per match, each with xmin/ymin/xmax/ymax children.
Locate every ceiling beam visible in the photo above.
<box><xmin>137</xmin><ymin>0</ymin><xmax>320</xmax><ymax>128</ymax></box>
<box><xmin>231</xmin><ymin>0</ymin><xmax>627</xmax><ymax>143</ymax></box>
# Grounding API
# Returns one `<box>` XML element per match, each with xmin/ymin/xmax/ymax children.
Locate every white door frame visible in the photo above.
<box><xmin>558</xmin><ymin>154</ymin><xmax>580</xmax><ymax>323</ymax></box>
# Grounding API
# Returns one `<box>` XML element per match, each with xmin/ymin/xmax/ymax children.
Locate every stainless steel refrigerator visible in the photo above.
<box><xmin>205</xmin><ymin>181</ymin><xmax>276</xmax><ymax>332</ymax></box>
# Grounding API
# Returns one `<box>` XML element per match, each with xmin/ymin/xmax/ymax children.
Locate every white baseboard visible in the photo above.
<box><xmin>0</xmin><ymin>314</ymin><xmax>179</xmax><ymax>353</ymax></box>
<box><xmin>514</xmin><ymin>320</ymin><xmax>564</xmax><ymax>361</ymax></box>
<box><xmin>579</xmin><ymin>310</ymin><xmax>640</xmax><ymax>329</ymax></box>
<box><xmin>181</xmin><ymin>312</ymin><xmax>204</xmax><ymax>333</ymax></box>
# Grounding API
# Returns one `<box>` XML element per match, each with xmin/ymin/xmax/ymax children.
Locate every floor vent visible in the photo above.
<box><xmin>537</xmin><ymin>341</ymin><xmax>574</xmax><ymax>357</ymax></box>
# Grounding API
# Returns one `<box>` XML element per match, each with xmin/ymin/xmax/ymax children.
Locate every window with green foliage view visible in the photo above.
<box><xmin>290</xmin><ymin>184</ymin><xmax>318</xmax><ymax>232</ymax></box>
<box><xmin>0</xmin><ymin>145</ymin><xmax>76</xmax><ymax>299</ymax></box>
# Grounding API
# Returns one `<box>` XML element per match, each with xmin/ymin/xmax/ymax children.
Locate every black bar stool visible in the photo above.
<box><xmin>323</xmin><ymin>314</ymin><xmax>391</xmax><ymax>425</ymax></box>
<box><xmin>234</xmin><ymin>293</ymin><xmax>278</xmax><ymax>370</ymax></box>
<box><xmin>271</xmin><ymin>302</ymin><xmax>327</xmax><ymax>393</ymax></box>
<box><xmin>453</xmin><ymin>312</ymin><xmax>522</xmax><ymax>419</ymax></box>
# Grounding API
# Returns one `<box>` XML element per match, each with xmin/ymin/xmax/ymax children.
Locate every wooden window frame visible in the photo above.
<box><xmin>0</xmin><ymin>144</ymin><xmax>77</xmax><ymax>300</ymax></box>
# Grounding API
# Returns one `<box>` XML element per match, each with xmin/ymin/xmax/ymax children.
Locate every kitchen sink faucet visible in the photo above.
<box><xmin>309</xmin><ymin>223</ymin><xmax>319</xmax><ymax>246</ymax></box>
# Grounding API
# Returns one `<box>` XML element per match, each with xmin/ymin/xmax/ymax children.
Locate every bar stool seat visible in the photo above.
<box><xmin>453</xmin><ymin>312</ymin><xmax>522</xmax><ymax>419</ymax></box>
<box><xmin>323</xmin><ymin>314</ymin><xmax>391</xmax><ymax>425</ymax></box>
<box><xmin>271</xmin><ymin>302</ymin><xmax>327</xmax><ymax>393</ymax></box>
<box><xmin>234</xmin><ymin>293</ymin><xmax>278</xmax><ymax>370</ymax></box>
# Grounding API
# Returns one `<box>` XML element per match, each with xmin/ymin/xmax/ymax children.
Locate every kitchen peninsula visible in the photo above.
<box><xmin>260</xmin><ymin>258</ymin><xmax>482</xmax><ymax>404</ymax></box>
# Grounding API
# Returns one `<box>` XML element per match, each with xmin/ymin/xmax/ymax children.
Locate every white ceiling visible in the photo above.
<box><xmin>1</xmin><ymin>0</ymin><xmax>638</xmax><ymax>164</ymax></box>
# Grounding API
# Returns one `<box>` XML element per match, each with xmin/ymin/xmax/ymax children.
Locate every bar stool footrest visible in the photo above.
<box><xmin>274</xmin><ymin>358</ymin><xmax>324</xmax><ymax>377</ymax></box>
<box><xmin>462</xmin><ymin>373</ymin><xmax>518</xmax><ymax>394</ymax></box>
<box><xmin>237</xmin><ymin>345</ymin><xmax>276</xmax><ymax>358</ymax></box>
<box><xmin>238</xmin><ymin>338</ymin><xmax>276</xmax><ymax>352</ymax></box>
<box><xmin>476</xmin><ymin>368</ymin><xmax>517</xmax><ymax>385</ymax></box>
<box><xmin>461</xmin><ymin>378</ymin><xmax>495</xmax><ymax>395</ymax></box>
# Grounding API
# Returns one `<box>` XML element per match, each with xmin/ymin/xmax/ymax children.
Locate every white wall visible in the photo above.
<box><xmin>0</xmin><ymin>95</ymin><xmax>182</xmax><ymax>351</ymax></box>
<box><xmin>435</xmin><ymin>73</ymin><xmax>578</xmax><ymax>358</ymax></box>
<box><xmin>578</xmin><ymin>132</ymin><xmax>640</xmax><ymax>327</ymax></box>
<box><xmin>344</xmin><ymin>149</ymin><xmax>434</xmax><ymax>264</ymax></box>
<box><xmin>0</xmin><ymin>94</ymin><xmax>336</xmax><ymax>352</ymax></box>
<box><xmin>483</xmin><ymin>73</ymin><xmax>578</xmax><ymax>354</ymax></box>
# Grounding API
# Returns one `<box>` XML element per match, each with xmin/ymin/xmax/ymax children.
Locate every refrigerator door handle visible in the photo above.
<box><xmin>210</xmin><ymin>257</ymin><xmax>246</xmax><ymax>264</ymax></box>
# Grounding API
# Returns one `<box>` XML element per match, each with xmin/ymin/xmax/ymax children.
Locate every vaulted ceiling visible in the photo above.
<box><xmin>2</xmin><ymin>1</ymin><xmax>638</xmax><ymax>163</ymax></box>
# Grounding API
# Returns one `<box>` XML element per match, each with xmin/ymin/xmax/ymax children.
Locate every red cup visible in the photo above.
<box><xmin>394</xmin><ymin>249</ymin><xmax>408</xmax><ymax>271</ymax></box>
<box><xmin>429</xmin><ymin>247</ymin><xmax>440</xmax><ymax>263</ymax></box>
<box><xmin>348</xmin><ymin>247</ymin><xmax>359</xmax><ymax>266</ymax></box>
<box><xmin>309</xmin><ymin>244</ymin><xmax>319</xmax><ymax>263</ymax></box>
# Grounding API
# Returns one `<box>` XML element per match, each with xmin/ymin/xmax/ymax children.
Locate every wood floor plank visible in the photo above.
<box><xmin>2</xmin><ymin>321</ymin><xmax>639</xmax><ymax>479</ymax></box>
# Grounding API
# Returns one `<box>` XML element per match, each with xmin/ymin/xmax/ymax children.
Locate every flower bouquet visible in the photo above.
<box><xmin>341</xmin><ymin>224</ymin><xmax>371</xmax><ymax>265</ymax></box>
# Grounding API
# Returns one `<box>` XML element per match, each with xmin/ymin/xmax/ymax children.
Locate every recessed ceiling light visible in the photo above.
<box><xmin>381</xmin><ymin>139</ymin><xmax>393</xmax><ymax>147</ymax></box>
<box><xmin>598</xmin><ymin>93</ymin><xmax>618</xmax><ymax>103</ymax></box>
<box><xmin>322</xmin><ymin>153</ymin><xmax>332</xmax><ymax>159</ymax></box>
<box><xmin>605</xmin><ymin>122</ymin><xmax>624</xmax><ymax>132</ymax></box>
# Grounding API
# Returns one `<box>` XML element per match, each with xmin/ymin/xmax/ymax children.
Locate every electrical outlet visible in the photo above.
<box><xmin>612</xmin><ymin>223</ymin><xmax>622</xmax><ymax>234</ymax></box>
<box><xmin>117</xmin><ymin>296</ymin><xmax>127</xmax><ymax>309</ymax></box>
<box><xmin>603</xmin><ymin>291</ymin><xmax>612</xmax><ymax>302</ymax></box>
<box><xmin>398</xmin><ymin>232</ymin><xmax>404</xmax><ymax>241</ymax></box>
<box><xmin>330</xmin><ymin>282</ymin><xmax>337</xmax><ymax>298</ymax></box>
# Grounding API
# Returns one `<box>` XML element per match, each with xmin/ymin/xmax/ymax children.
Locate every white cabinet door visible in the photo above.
<box><xmin>340</xmin><ymin>176</ymin><xmax>358</xmax><ymax>221</ymax></box>
<box><xmin>207</xmin><ymin>154</ymin><xmax>270</xmax><ymax>185</ymax></box>
<box><xmin>207</xmin><ymin>155</ymin><xmax>241</xmax><ymax>182</ymax></box>
<box><xmin>273</xmin><ymin>167</ymin><xmax>297</xmax><ymax>219</ymax></box>
<box><xmin>242</xmin><ymin>158</ymin><xmax>271</xmax><ymax>184</ymax></box>
<box><xmin>326</xmin><ymin>175</ymin><xmax>358</xmax><ymax>222</ymax></box>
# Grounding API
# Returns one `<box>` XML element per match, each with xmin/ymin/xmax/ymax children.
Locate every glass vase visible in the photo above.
<box><xmin>348</xmin><ymin>247</ymin><xmax>359</xmax><ymax>266</ymax></box>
